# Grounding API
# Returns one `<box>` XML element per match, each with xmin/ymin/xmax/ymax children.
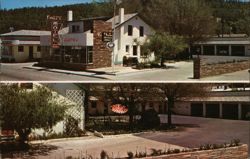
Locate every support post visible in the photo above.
<box><xmin>238</xmin><ymin>103</ymin><xmax>242</xmax><ymax>120</ymax></box>
<box><xmin>219</xmin><ymin>103</ymin><xmax>223</xmax><ymax>118</ymax></box>
<box><xmin>203</xmin><ymin>102</ymin><xmax>206</xmax><ymax>117</ymax></box>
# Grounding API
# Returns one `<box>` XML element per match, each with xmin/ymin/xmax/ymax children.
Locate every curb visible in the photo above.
<box><xmin>23</xmin><ymin>66</ymin><xmax>166</xmax><ymax>77</ymax></box>
<box><xmin>23</xmin><ymin>66</ymin><xmax>109</xmax><ymax>80</ymax></box>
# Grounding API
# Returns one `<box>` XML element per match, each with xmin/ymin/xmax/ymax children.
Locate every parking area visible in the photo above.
<box><xmin>3</xmin><ymin>115</ymin><xmax>249</xmax><ymax>159</ymax></box>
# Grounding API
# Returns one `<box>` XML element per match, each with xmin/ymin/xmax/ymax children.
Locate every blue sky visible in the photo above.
<box><xmin>1</xmin><ymin>0</ymin><xmax>92</xmax><ymax>10</ymax></box>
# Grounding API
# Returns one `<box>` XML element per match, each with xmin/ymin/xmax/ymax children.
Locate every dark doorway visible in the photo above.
<box><xmin>191</xmin><ymin>103</ymin><xmax>203</xmax><ymax>117</ymax></box>
<box><xmin>231</xmin><ymin>45</ymin><xmax>245</xmax><ymax>56</ymax></box>
<box><xmin>241</xmin><ymin>103</ymin><xmax>250</xmax><ymax>120</ymax></box>
<box><xmin>222</xmin><ymin>103</ymin><xmax>238</xmax><ymax>120</ymax></box>
<box><xmin>206</xmin><ymin>103</ymin><xmax>220</xmax><ymax>118</ymax></box>
<box><xmin>29</xmin><ymin>46</ymin><xmax>34</xmax><ymax>59</ymax></box>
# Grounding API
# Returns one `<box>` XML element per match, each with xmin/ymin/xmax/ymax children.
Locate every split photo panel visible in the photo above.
<box><xmin>0</xmin><ymin>0</ymin><xmax>250</xmax><ymax>159</ymax></box>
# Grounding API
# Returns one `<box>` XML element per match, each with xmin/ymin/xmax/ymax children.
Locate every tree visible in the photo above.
<box><xmin>152</xmin><ymin>83</ymin><xmax>209</xmax><ymax>127</ymax></box>
<box><xmin>0</xmin><ymin>84</ymin><xmax>68</xmax><ymax>144</ymax></box>
<box><xmin>142</xmin><ymin>32</ymin><xmax>187</xmax><ymax>67</ymax></box>
<box><xmin>142</xmin><ymin>0</ymin><xmax>216</xmax><ymax>58</ymax></box>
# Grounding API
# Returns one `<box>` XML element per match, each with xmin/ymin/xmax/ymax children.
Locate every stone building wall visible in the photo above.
<box><xmin>193</xmin><ymin>57</ymin><xmax>249</xmax><ymax>79</ymax></box>
<box><xmin>92</xmin><ymin>20</ymin><xmax>112</xmax><ymax>69</ymax></box>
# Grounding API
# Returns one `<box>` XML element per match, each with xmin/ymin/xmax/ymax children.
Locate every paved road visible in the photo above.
<box><xmin>3</xmin><ymin>115</ymin><xmax>249</xmax><ymax>159</ymax></box>
<box><xmin>0</xmin><ymin>63</ymin><xmax>106</xmax><ymax>81</ymax></box>
<box><xmin>0</xmin><ymin>62</ymin><xmax>249</xmax><ymax>81</ymax></box>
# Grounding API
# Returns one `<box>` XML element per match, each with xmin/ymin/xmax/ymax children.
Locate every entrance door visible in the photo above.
<box><xmin>29</xmin><ymin>46</ymin><xmax>34</xmax><ymax>59</ymax></box>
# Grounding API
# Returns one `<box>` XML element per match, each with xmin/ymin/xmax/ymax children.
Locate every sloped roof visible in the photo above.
<box><xmin>107</xmin><ymin>13</ymin><xmax>138</xmax><ymax>28</ymax></box>
<box><xmin>0</xmin><ymin>30</ymin><xmax>50</xmax><ymax>37</ymax></box>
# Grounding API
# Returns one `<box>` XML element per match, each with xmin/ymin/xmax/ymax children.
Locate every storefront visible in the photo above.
<box><xmin>0</xmin><ymin>30</ymin><xmax>50</xmax><ymax>62</ymax></box>
<box><xmin>40</xmin><ymin>18</ymin><xmax>112</xmax><ymax>70</ymax></box>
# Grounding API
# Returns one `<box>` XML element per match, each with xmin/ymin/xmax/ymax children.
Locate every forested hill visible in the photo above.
<box><xmin>0</xmin><ymin>0</ymin><xmax>250</xmax><ymax>35</ymax></box>
<box><xmin>0</xmin><ymin>2</ymin><xmax>114</xmax><ymax>34</ymax></box>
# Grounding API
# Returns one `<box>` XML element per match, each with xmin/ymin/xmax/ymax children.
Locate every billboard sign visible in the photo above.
<box><xmin>47</xmin><ymin>15</ymin><xmax>62</xmax><ymax>49</ymax></box>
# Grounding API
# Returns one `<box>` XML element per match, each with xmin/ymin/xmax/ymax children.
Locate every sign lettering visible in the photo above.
<box><xmin>47</xmin><ymin>15</ymin><xmax>62</xmax><ymax>49</ymax></box>
<box><xmin>102</xmin><ymin>32</ymin><xmax>113</xmax><ymax>42</ymax></box>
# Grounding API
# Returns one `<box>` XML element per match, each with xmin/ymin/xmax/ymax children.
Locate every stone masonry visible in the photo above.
<box><xmin>194</xmin><ymin>57</ymin><xmax>249</xmax><ymax>79</ymax></box>
<box><xmin>91</xmin><ymin>20</ymin><xmax>112</xmax><ymax>69</ymax></box>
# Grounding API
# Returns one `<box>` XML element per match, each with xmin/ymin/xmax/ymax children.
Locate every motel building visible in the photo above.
<box><xmin>192</xmin><ymin>34</ymin><xmax>250</xmax><ymax>56</ymax></box>
<box><xmin>40</xmin><ymin>8</ymin><xmax>154</xmax><ymax>70</ymax></box>
<box><xmin>0</xmin><ymin>30</ymin><xmax>50</xmax><ymax>62</ymax></box>
<box><xmin>88</xmin><ymin>85</ymin><xmax>250</xmax><ymax>121</ymax></box>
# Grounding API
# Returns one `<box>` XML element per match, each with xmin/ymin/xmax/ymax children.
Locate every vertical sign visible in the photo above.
<box><xmin>47</xmin><ymin>15</ymin><xmax>62</xmax><ymax>49</ymax></box>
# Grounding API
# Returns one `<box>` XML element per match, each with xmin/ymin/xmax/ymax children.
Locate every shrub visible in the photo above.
<box><xmin>127</xmin><ymin>151</ymin><xmax>134</xmax><ymax>159</ymax></box>
<box><xmin>150</xmin><ymin>61</ymin><xmax>161</xmax><ymax>68</ymax></box>
<box><xmin>150</xmin><ymin>148</ymin><xmax>162</xmax><ymax>156</ymax></box>
<box><xmin>139</xmin><ymin>109</ymin><xmax>160</xmax><ymax>129</ymax></box>
<box><xmin>100</xmin><ymin>150</ymin><xmax>109</xmax><ymax>159</ymax></box>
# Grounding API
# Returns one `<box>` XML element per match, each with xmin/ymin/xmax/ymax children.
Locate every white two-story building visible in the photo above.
<box><xmin>40</xmin><ymin>8</ymin><xmax>154</xmax><ymax>70</ymax></box>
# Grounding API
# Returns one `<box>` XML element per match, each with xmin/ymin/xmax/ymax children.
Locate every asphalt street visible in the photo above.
<box><xmin>0</xmin><ymin>63</ymin><xmax>106</xmax><ymax>81</ymax></box>
<box><xmin>0</xmin><ymin>62</ymin><xmax>249</xmax><ymax>81</ymax></box>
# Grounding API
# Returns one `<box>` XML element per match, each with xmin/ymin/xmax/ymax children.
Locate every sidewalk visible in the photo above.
<box><xmin>23</xmin><ymin>64</ymin><xmax>165</xmax><ymax>77</ymax></box>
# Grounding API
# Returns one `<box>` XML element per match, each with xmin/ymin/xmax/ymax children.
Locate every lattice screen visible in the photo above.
<box><xmin>65</xmin><ymin>89</ymin><xmax>85</xmax><ymax>135</ymax></box>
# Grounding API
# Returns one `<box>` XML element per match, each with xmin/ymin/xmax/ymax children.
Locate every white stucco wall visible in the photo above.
<box><xmin>173</xmin><ymin>102</ymin><xmax>191</xmax><ymax>116</ymax></box>
<box><xmin>245</xmin><ymin>45</ymin><xmax>250</xmax><ymax>56</ymax></box>
<box><xmin>68</xmin><ymin>21</ymin><xmax>84</xmax><ymax>33</ymax></box>
<box><xmin>113</xmin><ymin>16</ymin><xmax>154</xmax><ymax>64</ymax></box>
<box><xmin>13</xmin><ymin>45</ymin><xmax>41</xmax><ymax>62</ymax></box>
<box><xmin>40</xmin><ymin>32</ymin><xmax>93</xmax><ymax>46</ymax></box>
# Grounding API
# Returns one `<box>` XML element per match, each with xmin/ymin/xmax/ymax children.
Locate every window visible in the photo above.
<box><xmin>125</xmin><ymin>45</ymin><xmax>129</xmax><ymax>52</ymax></box>
<box><xmin>18</xmin><ymin>46</ymin><xmax>24</xmax><ymax>52</ymax></box>
<box><xmin>128</xmin><ymin>25</ymin><xmax>133</xmax><ymax>36</ymax></box>
<box><xmin>91</xmin><ymin>101</ymin><xmax>97</xmax><ymax>108</ymax></box>
<box><xmin>133</xmin><ymin>45</ymin><xmax>137</xmax><ymax>56</ymax></box>
<box><xmin>87</xmin><ymin>46</ymin><xmax>93</xmax><ymax>64</ymax></box>
<box><xmin>37</xmin><ymin>46</ymin><xmax>41</xmax><ymax>52</ymax></box>
<box><xmin>139</xmin><ymin>26</ymin><xmax>144</xmax><ymax>37</ymax></box>
<box><xmin>72</xmin><ymin>25</ymin><xmax>80</xmax><ymax>33</ymax></box>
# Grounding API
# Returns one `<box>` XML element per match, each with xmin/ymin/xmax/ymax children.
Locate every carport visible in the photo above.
<box><xmin>191</xmin><ymin>103</ymin><xmax>203</xmax><ymax>117</ymax></box>
<box><xmin>205</xmin><ymin>103</ymin><xmax>220</xmax><ymax>118</ymax></box>
<box><xmin>188</xmin><ymin>91</ymin><xmax>250</xmax><ymax>120</ymax></box>
<box><xmin>222</xmin><ymin>103</ymin><xmax>239</xmax><ymax>120</ymax></box>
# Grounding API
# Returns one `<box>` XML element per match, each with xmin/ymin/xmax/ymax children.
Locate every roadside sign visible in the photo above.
<box><xmin>102</xmin><ymin>32</ymin><xmax>113</xmax><ymax>42</ymax></box>
<box><xmin>47</xmin><ymin>15</ymin><xmax>63</xmax><ymax>49</ymax></box>
<box><xmin>107</xmin><ymin>42</ymin><xmax>115</xmax><ymax>49</ymax></box>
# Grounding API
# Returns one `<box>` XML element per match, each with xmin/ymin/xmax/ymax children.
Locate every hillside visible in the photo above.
<box><xmin>0</xmin><ymin>0</ymin><xmax>250</xmax><ymax>35</ymax></box>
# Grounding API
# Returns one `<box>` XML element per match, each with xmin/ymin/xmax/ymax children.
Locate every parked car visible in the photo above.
<box><xmin>0</xmin><ymin>129</ymin><xmax>15</xmax><ymax>141</ymax></box>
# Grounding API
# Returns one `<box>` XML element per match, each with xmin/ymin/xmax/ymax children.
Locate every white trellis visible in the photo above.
<box><xmin>65</xmin><ymin>89</ymin><xmax>85</xmax><ymax>134</ymax></box>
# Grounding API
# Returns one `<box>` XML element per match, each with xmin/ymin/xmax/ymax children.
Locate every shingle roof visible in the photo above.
<box><xmin>0</xmin><ymin>30</ymin><xmax>50</xmax><ymax>37</ymax></box>
<box><xmin>106</xmin><ymin>13</ymin><xmax>138</xmax><ymax>28</ymax></box>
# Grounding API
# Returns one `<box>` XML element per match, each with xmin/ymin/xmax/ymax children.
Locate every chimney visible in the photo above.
<box><xmin>67</xmin><ymin>10</ymin><xmax>73</xmax><ymax>22</ymax></box>
<box><xmin>119</xmin><ymin>8</ymin><xmax>124</xmax><ymax>24</ymax></box>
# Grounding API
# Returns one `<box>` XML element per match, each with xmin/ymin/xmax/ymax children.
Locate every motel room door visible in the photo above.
<box><xmin>29</xmin><ymin>46</ymin><xmax>34</xmax><ymax>59</ymax></box>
